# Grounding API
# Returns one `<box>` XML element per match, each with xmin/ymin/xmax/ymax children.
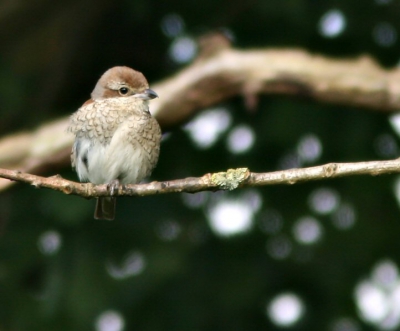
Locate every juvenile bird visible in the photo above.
<box><xmin>68</xmin><ymin>66</ymin><xmax>161</xmax><ymax>220</ymax></box>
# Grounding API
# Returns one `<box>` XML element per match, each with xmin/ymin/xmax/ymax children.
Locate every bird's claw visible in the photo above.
<box><xmin>107</xmin><ymin>179</ymin><xmax>120</xmax><ymax>196</ymax></box>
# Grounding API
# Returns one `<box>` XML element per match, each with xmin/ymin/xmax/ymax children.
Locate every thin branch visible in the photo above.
<box><xmin>1</xmin><ymin>158</ymin><xmax>399</xmax><ymax>198</ymax></box>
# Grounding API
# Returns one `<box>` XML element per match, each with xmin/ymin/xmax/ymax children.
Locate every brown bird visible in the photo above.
<box><xmin>68</xmin><ymin>66</ymin><xmax>161</xmax><ymax>220</ymax></box>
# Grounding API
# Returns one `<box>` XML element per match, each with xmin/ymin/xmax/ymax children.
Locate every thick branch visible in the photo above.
<box><xmin>151</xmin><ymin>49</ymin><xmax>400</xmax><ymax>128</ymax></box>
<box><xmin>1</xmin><ymin>158</ymin><xmax>399</xmax><ymax>197</ymax></box>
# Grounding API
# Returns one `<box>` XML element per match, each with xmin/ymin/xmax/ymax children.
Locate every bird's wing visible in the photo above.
<box><xmin>126</xmin><ymin>115</ymin><xmax>162</xmax><ymax>171</ymax></box>
<box><xmin>68</xmin><ymin>99</ymin><xmax>121</xmax><ymax>144</ymax></box>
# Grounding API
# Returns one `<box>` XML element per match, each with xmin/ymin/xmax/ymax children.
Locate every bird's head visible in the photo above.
<box><xmin>91</xmin><ymin>66</ymin><xmax>158</xmax><ymax>101</ymax></box>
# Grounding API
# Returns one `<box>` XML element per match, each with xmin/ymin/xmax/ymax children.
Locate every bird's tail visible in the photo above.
<box><xmin>94</xmin><ymin>197</ymin><xmax>116</xmax><ymax>220</ymax></box>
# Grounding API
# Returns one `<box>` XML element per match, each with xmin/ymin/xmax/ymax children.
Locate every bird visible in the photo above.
<box><xmin>68</xmin><ymin>66</ymin><xmax>161</xmax><ymax>220</ymax></box>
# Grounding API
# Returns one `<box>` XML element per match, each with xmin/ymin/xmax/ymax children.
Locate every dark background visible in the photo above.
<box><xmin>1</xmin><ymin>0</ymin><xmax>400</xmax><ymax>330</ymax></box>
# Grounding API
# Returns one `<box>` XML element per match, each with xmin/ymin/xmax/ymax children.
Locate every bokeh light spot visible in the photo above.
<box><xmin>207</xmin><ymin>191</ymin><xmax>261</xmax><ymax>237</ymax></box>
<box><xmin>266</xmin><ymin>235</ymin><xmax>292</xmax><ymax>260</ymax></box>
<box><xmin>374</xmin><ymin>134</ymin><xmax>398</xmax><ymax>158</ymax></box>
<box><xmin>354</xmin><ymin>259</ymin><xmax>400</xmax><ymax>330</ymax></box>
<box><xmin>355</xmin><ymin>281</ymin><xmax>388</xmax><ymax>323</ymax></box>
<box><xmin>389</xmin><ymin>114</ymin><xmax>400</xmax><ymax>136</ymax></box>
<box><xmin>319</xmin><ymin>9</ymin><xmax>346</xmax><ymax>38</ymax></box>
<box><xmin>331</xmin><ymin>203</ymin><xmax>357</xmax><ymax>230</ymax></box>
<box><xmin>38</xmin><ymin>230</ymin><xmax>62</xmax><ymax>255</ymax></box>
<box><xmin>207</xmin><ymin>198</ymin><xmax>253</xmax><ymax>236</ymax></box>
<box><xmin>372</xmin><ymin>260</ymin><xmax>398</xmax><ymax>288</ymax></box>
<box><xmin>267</xmin><ymin>293</ymin><xmax>305</xmax><ymax>327</ymax></box>
<box><xmin>226</xmin><ymin>125</ymin><xmax>255</xmax><ymax>154</ymax></box>
<box><xmin>155</xmin><ymin>219</ymin><xmax>181</xmax><ymax>241</ymax></box>
<box><xmin>161</xmin><ymin>13</ymin><xmax>184</xmax><ymax>38</ymax></box>
<box><xmin>169</xmin><ymin>36</ymin><xmax>197</xmax><ymax>63</ymax></box>
<box><xmin>373</xmin><ymin>22</ymin><xmax>397</xmax><ymax>47</ymax></box>
<box><xmin>292</xmin><ymin>216</ymin><xmax>323</xmax><ymax>245</ymax></box>
<box><xmin>106</xmin><ymin>251</ymin><xmax>146</xmax><ymax>280</ymax></box>
<box><xmin>309</xmin><ymin>187</ymin><xmax>340</xmax><ymax>215</ymax></box>
<box><xmin>297</xmin><ymin>134</ymin><xmax>322</xmax><ymax>163</ymax></box>
<box><xmin>184</xmin><ymin>107</ymin><xmax>231</xmax><ymax>148</ymax></box>
<box><xmin>95</xmin><ymin>311</ymin><xmax>124</xmax><ymax>331</ymax></box>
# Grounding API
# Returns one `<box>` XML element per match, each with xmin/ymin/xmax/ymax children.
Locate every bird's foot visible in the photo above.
<box><xmin>107</xmin><ymin>179</ymin><xmax>121</xmax><ymax>196</ymax></box>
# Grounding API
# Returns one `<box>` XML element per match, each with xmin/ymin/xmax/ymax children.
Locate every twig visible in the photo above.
<box><xmin>1</xmin><ymin>158</ymin><xmax>399</xmax><ymax>198</ymax></box>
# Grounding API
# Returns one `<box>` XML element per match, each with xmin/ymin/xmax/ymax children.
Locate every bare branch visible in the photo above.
<box><xmin>151</xmin><ymin>49</ymin><xmax>400</xmax><ymax>128</ymax></box>
<box><xmin>1</xmin><ymin>158</ymin><xmax>399</xmax><ymax>198</ymax></box>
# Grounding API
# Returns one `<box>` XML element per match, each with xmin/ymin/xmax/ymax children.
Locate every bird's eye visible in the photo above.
<box><xmin>119</xmin><ymin>87</ymin><xmax>129</xmax><ymax>95</ymax></box>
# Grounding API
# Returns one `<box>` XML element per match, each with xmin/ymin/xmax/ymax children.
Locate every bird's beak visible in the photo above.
<box><xmin>135</xmin><ymin>88</ymin><xmax>158</xmax><ymax>100</ymax></box>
